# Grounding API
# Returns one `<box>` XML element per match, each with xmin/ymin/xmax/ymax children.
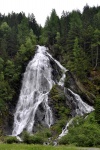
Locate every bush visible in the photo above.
<box><xmin>95</xmin><ymin>96</ymin><xmax>100</xmax><ymax>124</ymax></box>
<box><xmin>22</xmin><ymin>131</ymin><xmax>30</xmax><ymax>144</ymax></box>
<box><xmin>51</xmin><ymin>119</ymin><xmax>67</xmax><ymax>137</ymax></box>
<box><xmin>36</xmin><ymin>128</ymin><xmax>52</xmax><ymax>138</ymax></box>
<box><xmin>50</xmin><ymin>84</ymin><xmax>70</xmax><ymax>120</ymax></box>
<box><xmin>59</xmin><ymin>135</ymin><xmax>69</xmax><ymax>145</ymax></box>
<box><xmin>29</xmin><ymin>135</ymin><xmax>44</xmax><ymax>144</ymax></box>
<box><xmin>22</xmin><ymin>131</ymin><xmax>44</xmax><ymax>144</ymax></box>
<box><xmin>59</xmin><ymin>114</ymin><xmax>100</xmax><ymax>147</ymax></box>
<box><xmin>5</xmin><ymin>136</ymin><xmax>19</xmax><ymax>144</ymax></box>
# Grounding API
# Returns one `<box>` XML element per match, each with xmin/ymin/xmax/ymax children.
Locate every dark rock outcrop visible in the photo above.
<box><xmin>65</xmin><ymin>71</ymin><xmax>95</xmax><ymax>105</ymax></box>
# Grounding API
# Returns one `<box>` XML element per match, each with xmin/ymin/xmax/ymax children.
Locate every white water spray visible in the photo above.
<box><xmin>58</xmin><ymin>118</ymin><xmax>73</xmax><ymax>139</ymax></box>
<box><xmin>12</xmin><ymin>46</ymin><xmax>54</xmax><ymax>135</ymax></box>
<box><xmin>68</xmin><ymin>89</ymin><xmax>94</xmax><ymax>116</ymax></box>
<box><xmin>58</xmin><ymin>89</ymin><xmax>94</xmax><ymax>139</ymax></box>
<box><xmin>12</xmin><ymin>46</ymin><xmax>66</xmax><ymax>136</ymax></box>
<box><xmin>12</xmin><ymin>45</ymin><xmax>94</xmax><ymax>140</ymax></box>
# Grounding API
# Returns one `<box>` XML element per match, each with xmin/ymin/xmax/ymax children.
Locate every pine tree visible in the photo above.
<box><xmin>72</xmin><ymin>37</ymin><xmax>88</xmax><ymax>79</ymax></box>
<box><xmin>43</xmin><ymin>9</ymin><xmax>60</xmax><ymax>45</ymax></box>
<box><xmin>67</xmin><ymin>11</ymin><xmax>82</xmax><ymax>51</ymax></box>
<box><xmin>95</xmin><ymin>96</ymin><xmax>100</xmax><ymax>124</ymax></box>
<box><xmin>91</xmin><ymin>29</ymin><xmax>100</xmax><ymax>69</ymax></box>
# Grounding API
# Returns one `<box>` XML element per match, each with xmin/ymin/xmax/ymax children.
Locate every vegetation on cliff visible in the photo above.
<box><xmin>0</xmin><ymin>4</ymin><xmax>100</xmax><ymax>146</ymax></box>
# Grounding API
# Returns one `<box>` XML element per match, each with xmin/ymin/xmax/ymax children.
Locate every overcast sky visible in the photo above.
<box><xmin>0</xmin><ymin>0</ymin><xmax>100</xmax><ymax>26</ymax></box>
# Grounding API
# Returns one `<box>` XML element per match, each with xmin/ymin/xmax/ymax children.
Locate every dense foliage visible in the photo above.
<box><xmin>0</xmin><ymin>12</ymin><xmax>40</xmax><ymax>129</ymax></box>
<box><xmin>0</xmin><ymin>4</ymin><xmax>100</xmax><ymax>147</ymax></box>
<box><xmin>59</xmin><ymin>113</ymin><xmax>100</xmax><ymax>147</ymax></box>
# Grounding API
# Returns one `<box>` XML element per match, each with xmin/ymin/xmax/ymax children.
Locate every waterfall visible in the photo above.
<box><xmin>12</xmin><ymin>45</ymin><xmax>94</xmax><ymax>139</ymax></box>
<box><xmin>12</xmin><ymin>45</ymin><xmax>66</xmax><ymax>136</ymax></box>
<box><xmin>58</xmin><ymin>89</ymin><xmax>94</xmax><ymax>139</ymax></box>
<box><xmin>67</xmin><ymin>89</ymin><xmax>94</xmax><ymax>116</ymax></box>
<box><xmin>58</xmin><ymin>118</ymin><xmax>73</xmax><ymax>139</ymax></box>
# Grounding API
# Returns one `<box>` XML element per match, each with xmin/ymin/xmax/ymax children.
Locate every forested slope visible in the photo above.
<box><xmin>0</xmin><ymin>12</ymin><xmax>41</xmax><ymax>133</ymax></box>
<box><xmin>0</xmin><ymin>4</ymin><xmax>100</xmax><ymax>146</ymax></box>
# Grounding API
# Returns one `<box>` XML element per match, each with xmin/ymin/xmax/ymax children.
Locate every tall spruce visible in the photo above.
<box><xmin>72</xmin><ymin>37</ymin><xmax>88</xmax><ymax>79</ymax></box>
<box><xmin>95</xmin><ymin>96</ymin><xmax>100</xmax><ymax>124</ymax></box>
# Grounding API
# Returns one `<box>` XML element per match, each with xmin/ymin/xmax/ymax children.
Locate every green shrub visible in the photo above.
<box><xmin>44</xmin><ymin>130</ymin><xmax>52</xmax><ymax>138</ymax></box>
<box><xmin>95</xmin><ymin>96</ymin><xmax>100</xmax><ymax>124</ymax></box>
<box><xmin>29</xmin><ymin>135</ymin><xmax>44</xmax><ymax>144</ymax></box>
<box><xmin>5</xmin><ymin>136</ymin><xmax>19</xmax><ymax>144</ymax></box>
<box><xmin>22</xmin><ymin>131</ymin><xmax>30</xmax><ymax>144</ymax></box>
<box><xmin>50</xmin><ymin>84</ymin><xmax>70</xmax><ymax>120</ymax></box>
<box><xmin>50</xmin><ymin>85</ymin><xmax>59</xmax><ymax>97</ymax></box>
<box><xmin>22</xmin><ymin>131</ymin><xmax>44</xmax><ymax>144</ymax></box>
<box><xmin>59</xmin><ymin>114</ymin><xmax>100</xmax><ymax>147</ymax></box>
<box><xmin>51</xmin><ymin>119</ymin><xmax>67</xmax><ymax>137</ymax></box>
<box><xmin>59</xmin><ymin>135</ymin><xmax>69</xmax><ymax>145</ymax></box>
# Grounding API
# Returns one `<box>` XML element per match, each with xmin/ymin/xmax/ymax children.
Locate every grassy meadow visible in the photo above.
<box><xmin>0</xmin><ymin>144</ymin><xmax>78</xmax><ymax>150</ymax></box>
<box><xmin>0</xmin><ymin>144</ymin><xmax>100</xmax><ymax>150</ymax></box>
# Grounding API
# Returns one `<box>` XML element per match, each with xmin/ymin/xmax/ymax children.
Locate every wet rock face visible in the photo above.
<box><xmin>65</xmin><ymin>71</ymin><xmax>95</xmax><ymax>105</ymax></box>
<box><xmin>49</xmin><ymin>57</ymin><xmax>62</xmax><ymax>84</ymax></box>
<box><xmin>48</xmin><ymin>71</ymin><xmax>94</xmax><ymax>120</ymax></box>
<box><xmin>48</xmin><ymin>85</ymin><xmax>71</xmax><ymax>122</ymax></box>
<box><xmin>33</xmin><ymin>103</ymin><xmax>47</xmax><ymax>132</ymax></box>
<box><xmin>64</xmin><ymin>88</ymin><xmax>83</xmax><ymax>117</ymax></box>
<box><xmin>27</xmin><ymin>70</ymin><xmax>94</xmax><ymax>132</ymax></box>
<box><xmin>65</xmin><ymin>71</ymin><xmax>81</xmax><ymax>93</ymax></box>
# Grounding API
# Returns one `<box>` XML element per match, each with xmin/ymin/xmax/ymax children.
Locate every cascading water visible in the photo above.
<box><xmin>58</xmin><ymin>89</ymin><xmax>94</xmax><ymax>139</ymax></box>
<box><xmin>12</xmin><ymin>45</ymin><xmax>66</xmax><ymax>136</ymax></box>
<box><xmin>67</xmin><ymin>89</ymin><xmax>94</xmax><ymax>116</ymax></box>
<box><xmin>12</xmin><ymin>46</ymin><xmax>53</xmax><ymax>135</ymax></box>
<box><xmin>12</xmin><ymin>45</ymin><xmax>94</xmax><ymax>140</ymax></box>
<box><xmin>58</xmin><ymin>118</ymin><xmax>73</xmax><ymax>139</ymax></box>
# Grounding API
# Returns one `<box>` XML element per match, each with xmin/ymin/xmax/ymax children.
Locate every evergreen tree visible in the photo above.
<box><xmin>91</xmin><ymin>29</ymin><xmax>100</xmax><ymax>69</ymax></box>
<box><xmin>60</xmin><ymin>11</ymin><xmax>69</xmax><ymax>46</ymax></box>
<box><xmin>28</xmin><ymin>13</ymin><xmax>41</xmax><ymax>39</ymax></box>
<box><xmin>67</xmin><ymin>10</ymin><xmax>82</xmax><ymax>52</ymax></box>
<box><xmin>43</xmin><ymin>9</ymin><xmax>60</xmax><ymax>45</ymax></box>
<box><xmin>82</xmin><ymin>4</ymin><xmax>92</xmax><ymax>28</ymax></box>
<box><xmin>17</xmin><ymin>17</ymin><xmax>29</xmax><ymax>45</ymax></box>
<box><xmin>72</xmin><ymin>37</ymin><xmax>88</xmax><ymax>79</ymax></box>
<box><xmin>93</xmin><ymin>11</ymin><xmax>100</xmax><ymax>30</ymax></box>
<box><xmin>81</xmin><ymin>25</ymin><xmax>94</xmax><ymax>68</ymax></box>
<box><xmin>95</xmin><ymin>96</ymin><xmax>100</xmax><ymax>124</ymax></box>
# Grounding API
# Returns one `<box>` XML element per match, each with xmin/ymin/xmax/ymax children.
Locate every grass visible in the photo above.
<box><xmin>0</xmin><ymin>144</ymin><xmax>99</xmax><ymax>150</ymax></box>
<box><xmin>0</xmin><ymin>144</ymin><xmax>78</xmax><ymax>150</ymax></box>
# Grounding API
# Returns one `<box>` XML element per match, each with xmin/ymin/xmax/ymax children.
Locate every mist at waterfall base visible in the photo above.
<box><xmin>12</xmin><ymin>45</ymin><xmax>94</xmax><ymax>139</ymax></box>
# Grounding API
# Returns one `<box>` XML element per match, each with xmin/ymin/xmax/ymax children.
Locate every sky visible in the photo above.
<box><xmin>0</xmin><ymin>0</ymin><xmax>100</xmax><ymax>26</ymax></box>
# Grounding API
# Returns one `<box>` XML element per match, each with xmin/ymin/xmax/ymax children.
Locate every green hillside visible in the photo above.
<box><xmin>0</xmin><ymin>4</ymin><xmax>100</xmax><ymax>147</ymax></box>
